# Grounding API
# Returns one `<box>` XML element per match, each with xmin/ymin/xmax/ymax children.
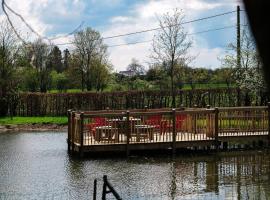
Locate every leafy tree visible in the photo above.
<box><xmin>222</xmin><ymin>27</ymin><xmax>266</xmax><ymax>93</ymax></box>
<box><xmin>63</xmin><ymin>48</ymin><xmax>70</xmax><ymax>71</ymax></box>
<box><xmin>73</xmin><ymin>27</ymin><xmax>108</xmax><ymax>91</ymax></box>
<box><xmin>0</xmin><ymin>20</ymin><xmax>19</xmax><ymax>116</ymax></box>
<box><xmin>29</xmin><ymin>39</ymin><xmax>52</xmax><ymax>92</ymax></box>
<box><xmin>48</xmin><ymin>46</ymin><xmax>63</xmax><ymax>73</ymax></box>
<box><xmin>151</xmin><ymin>9</ymin><xmax>192</xmax><ymax>107</ymax></box>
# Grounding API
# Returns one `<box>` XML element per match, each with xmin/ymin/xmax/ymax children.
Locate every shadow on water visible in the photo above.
<box><xmin>0</xmin><ymin>131</ymin><xmax>270</xmax><ymax>199</ymax></box>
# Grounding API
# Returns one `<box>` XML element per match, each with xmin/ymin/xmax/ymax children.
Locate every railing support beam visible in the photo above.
<box><xmin>126</xmin><ymin>111</ymin><xmax>130</xmax><ymax>157</ymax></box>
<box><xmin>214</xmin><ymin>107</ymin><xmax>219</xmax><ymax>150</ymax></box>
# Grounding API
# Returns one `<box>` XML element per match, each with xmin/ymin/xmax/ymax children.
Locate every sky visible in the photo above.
<box><xmin>0</xmin><ymin>0</ymin><xmax>245</xmax><ymax>71</ymax></box>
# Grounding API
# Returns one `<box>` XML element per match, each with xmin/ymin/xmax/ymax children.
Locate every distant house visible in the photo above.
<box><xmin>118</xmin><ymin>70</ymin><xmax>137</xmax><ymax>77</ymax></box>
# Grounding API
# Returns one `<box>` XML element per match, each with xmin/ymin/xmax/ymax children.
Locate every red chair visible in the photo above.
<box><xmin>146</xmin><ymin>115</ymin><xmax>162</xmax><ymax>129</ymax></box>
<box><xmin>86</xmin><ymin>117</ymin><xmax>106</xmax><ymax>136</ymax></box>
<box><xmin>176</xmin><ymin>114</ymin><xmax>187</xmax><ymax>131</ymax></box>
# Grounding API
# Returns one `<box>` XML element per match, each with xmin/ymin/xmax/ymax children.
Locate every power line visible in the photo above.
<box><xmin>55</xmin><ymin>10</ymin><xmax>238</xmax><ymax>47</ymax></box>
<box><xmin>2</xmin><ymin>0</ymin><xmax>84</xmax><ymax>43</ymax></box>
<box><xmin>56</xmin><ymin>25</ymin><xmax>237</xmax><ymax>47</ymax></box>
<box><xmin>100</xmin><ymin>10</ymin><xmax>238</xmax><ymax>40</ymax></box>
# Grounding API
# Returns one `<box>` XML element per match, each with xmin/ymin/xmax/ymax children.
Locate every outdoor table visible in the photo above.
<box><xmin>132</xmin><ymin>124</ymin><xmax>155</xmax><ymax>142</ymax></box>
<box><xmin>107</xmin><ymin>118</ymin><xmax>141</xmax><ymax>132</ymax></box>
<box><xmin>95</xmin><ymin>126</ymin><xmax>118</xmax><ymax>142</ymax></box>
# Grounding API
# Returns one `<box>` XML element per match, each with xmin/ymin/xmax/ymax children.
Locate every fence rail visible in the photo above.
<box><xmin>68</xmin><ymin>105</ymin><xmax>270</xmax><ymax>156</ymax></box>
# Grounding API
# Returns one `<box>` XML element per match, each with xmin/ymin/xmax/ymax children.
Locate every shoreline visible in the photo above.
<box><xmin>0</xmin><ymin>124</ymin><xmax>67</xmax><ymax>133</ymax></box>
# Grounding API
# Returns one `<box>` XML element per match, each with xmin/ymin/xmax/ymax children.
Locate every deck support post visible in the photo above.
<box><xmin>67</xmin><ymin>109</ymin><xmax>72</xmax><ymax>154</ymax></box>
<box><xmin>268</xmin><ymin>102</ymin><xmax>270</xmax><ymax>146</ymax></box>
<box><xmin>214</xmin><ymin>107</ymin><xmax>219</xmax><ymax>150</ymax></box>
<box><xmin>172</xmin><ymin>109</ymin><xmax>176</xmax><ymax>156</ymax></box>
<box><xmin>71</xmin><ymin>111</ymin><xmax>75</xmax><ymax>154</ymax></box>
<box><xmin>126</xmin><ymin>111</ymin><xmax>130</xmax><ymax>157</ymax></box>
<box><xmin>79</xmin><ymin>112</ymin><xmax>84</xmax><ymax>158</ymax></box>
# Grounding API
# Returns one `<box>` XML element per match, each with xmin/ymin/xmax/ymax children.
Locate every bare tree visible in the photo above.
<box><xmin>151</xmin><ymin>9</ymin><xmax>192</xmax><ymax>107</ymax></box>
<box><xmin>73</xmin><ymin>27</ymin><xmax>108</xmax><ymax>91</ymax></box>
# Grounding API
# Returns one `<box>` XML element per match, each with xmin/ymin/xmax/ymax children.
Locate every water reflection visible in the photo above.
<box><xmin>0</xmin><ymin>132</ymin><xmax>269</xmax><ymax>199</ymax></box>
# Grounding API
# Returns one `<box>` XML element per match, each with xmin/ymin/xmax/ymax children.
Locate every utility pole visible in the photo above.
<box><xmin>237</xmin><ymin>5</ymin><xmax>241</xmax><ymax>70</ymax></box>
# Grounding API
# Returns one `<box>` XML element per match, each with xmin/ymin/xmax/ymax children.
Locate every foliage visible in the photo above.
<box><xmin>51</xmin><ymin>71</ymin><xmax>69</xmax><ymax>92</ymax></box>
<box><xmin>73</xmin><ymin>27</ymin><xmax>110</xmax><ymax>91</ymax></box>
<box><xmin>222</xmin><ymin>27</ymin><xmax>266</xmax><ymax>93</ymax></box>
<box><xmin>0</xmin><ymin>20</ymin><xmax>19</xmax><ymax>116</ymax></box>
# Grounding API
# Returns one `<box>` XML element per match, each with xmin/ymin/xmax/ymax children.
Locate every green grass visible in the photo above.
<box><xmin>0</xmin><ymin>116</ymin><xmax>68</xmax><ymax>125</ymax></box>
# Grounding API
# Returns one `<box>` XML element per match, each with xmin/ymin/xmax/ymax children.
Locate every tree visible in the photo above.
<box><xmin>63</xmin><ymin>48</ymin><xmax>70</xmax><ymax>71</ymax></box>
<box><xmin>151</xmin><ymin>9</ymin><xmax>192</xmax><ymax>107</ymax></box>
<box><xmin>127</xmin><ymin>58</ymin><xmax>145</xmax><ymax>76</ymax></box>
<box><xmin>222</xmin><ymin>27</ymin><xmax>266</xmax><ymax>105</ymax></box>
<box><xmin>30</xmin><ymin>39</ymin><xmax>52</xmax><ymax>92</ymax></box>
<box><xmin>0</xmin><ymin>20</ymin><xmax>19</xmax><ymax>116</ymax></box>
<box><xmin>48</xmin><ymin>46</ymin><xmax>63</xmax><ymax>73</ymax></box>
<box><xmin>73</xmin><ymin>27</ymin><xmax>108</xmax><ymax>91</ymax></box>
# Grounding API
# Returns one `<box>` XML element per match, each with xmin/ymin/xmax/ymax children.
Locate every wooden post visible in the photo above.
<box><xmin>126</xmin><ymin>111</ymin><xmax>130</xmax><ymax>157</ymax></box>
<box><xmin>268</xmin><ymin>102</ymin><xmax>270</xmax><ymax>146</ymax></box>
<box><xmin>172</xmin><ymin>109</ymin><xmax>176</xmax><ymax>156</ymax></box>
<box><xmin>71</xmin><ymin>111</ymin><xmax>75</xmax><ymax>154</ymax></box>
<box><xmin>67</xmin><ymin>109</ymin><xmax>72</xmax><ymax>153</ymax></box>
<box><xmin>79</xmin><ymin>112</ymin><xmax>84</xmax><ymax>158</ymax></box>
<box><xmin>93</xmin><ymin>179</ymin><xmax>97</xmax><ymax>200</ymax></box>
<box><xmin>214</xmin><ymin>108</ymin><xmax>219</xmax><ymax>150</ymax></box>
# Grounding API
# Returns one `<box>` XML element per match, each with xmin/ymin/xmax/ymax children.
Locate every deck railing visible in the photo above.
<box><xmin>67</xmin><ymin>105</ymin><xmax>270</xmax><ymax>155</ymax></box>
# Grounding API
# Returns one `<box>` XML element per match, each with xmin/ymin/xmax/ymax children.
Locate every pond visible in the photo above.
<box><xmin>0</xmin><ymin>132</ymin><xmax>269</xmax><ymax>199</ymax></box>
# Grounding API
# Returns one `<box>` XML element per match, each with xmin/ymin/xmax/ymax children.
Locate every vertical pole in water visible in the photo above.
<box><xmin>172</xmin><ymin>109</ymin><xmax>176</xmax><ymax>156</ymax></box>
<box><xmin>80</xmin><ymin>112</ymin><xmax>84</xmax><ymax>158</ymax></box>
<box><xmin>214</xmin><ymin>108</ymin><xmax>219</xmax><ymax>150</ymax></box>
<box><xmin>267</xmin><ymin>102</ymin><xmax>270</xmax><ymax>146</ymax></box>
<box><xmin>93</xmin><ymin>179</ymin><xmax>97</xmax><ymax>200</ymax></box>
<box><xmin>126</xmin><ymin>111</ymin><xmax>130</xmax><ymax>157</ymax></box>
<box><xmin>67</xmin><ymin>109</ymin><xmax>71</xmax><ymax>153</ymax></box>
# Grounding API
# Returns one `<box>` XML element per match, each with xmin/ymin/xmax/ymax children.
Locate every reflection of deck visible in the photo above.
<box><xmin>71</xmin><ymin>131</ymin><xmax>269</xmax><ymax>153</ymax></box>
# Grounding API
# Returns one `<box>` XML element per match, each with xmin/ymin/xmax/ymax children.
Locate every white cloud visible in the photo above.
<box><xmin>104</xmin><ymin>0</ymin><xmax>233</xmax><ymax>71</ymax></box>
<box><xmin>191</xmin><ymin>47</ymin><xmax>225</xmax><ymax>69</ymax></box>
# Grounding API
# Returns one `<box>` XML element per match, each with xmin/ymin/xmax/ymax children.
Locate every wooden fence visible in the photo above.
<box><xmin>67</xmin><ymin>105</ymin><xmax>270</xmax><ymax>156</ymax></box>
<box><xmin>14</xmin><ymin>89</ymin><xmax>269</xmax><ymax>116</ymax></box>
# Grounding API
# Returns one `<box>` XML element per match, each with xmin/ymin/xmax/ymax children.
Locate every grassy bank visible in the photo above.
<box><xmin>0</xmin><ymin>117</ymin><xmax>68</xmax><ymax>125</ymax></box>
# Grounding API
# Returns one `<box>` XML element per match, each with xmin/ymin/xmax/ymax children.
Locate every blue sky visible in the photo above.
<box><xmin>0</xmin><ymin>0</ymin><xmax>244</xmax><ymax>71</ymax></box>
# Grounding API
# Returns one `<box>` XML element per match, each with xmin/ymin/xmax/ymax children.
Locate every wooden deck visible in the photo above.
<box><xmin>67</xmin><ymin>106</ymin><xmax>270</xmax><ymax>156</ymax></box>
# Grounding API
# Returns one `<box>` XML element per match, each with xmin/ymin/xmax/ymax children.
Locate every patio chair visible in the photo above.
<box><xmin>176</xmin><ymin>114</ymin><xmax>187</xmax><ymax>131</ymax></box>
<box><xmin>86</xmin><ymin>117</ymin><xmax>106</xmax><ymax>136</ymax></box>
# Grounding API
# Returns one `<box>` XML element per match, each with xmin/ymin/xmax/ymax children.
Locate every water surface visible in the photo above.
<box><xmin>0</xmin><ymin>132</ymin><xmax>269</xmax><ymax>199</ymax></box>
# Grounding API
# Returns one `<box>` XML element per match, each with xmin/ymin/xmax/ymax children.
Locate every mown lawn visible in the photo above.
<box><xmin>0</xmin><ymin>116</ymin><xmax>68</xmax><ymax>125</ymax></box>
